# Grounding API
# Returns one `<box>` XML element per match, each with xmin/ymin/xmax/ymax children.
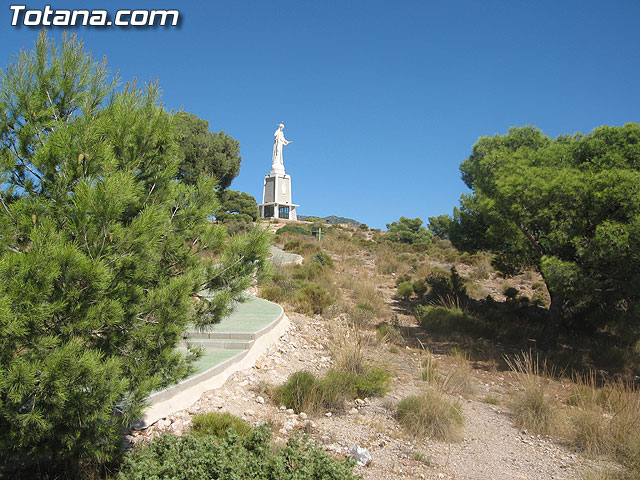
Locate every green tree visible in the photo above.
<box><xmin>386</xmin><ymin>216</ymin><xmax>433</xmax><ymax>245</ymax></box>
<box><xmin>216</xmin><ymin>189</ymin><xmax>259</xmax><ymax>223</ymax></box>
<box><xmin>173</xmin><ymin>111</ymin><xmax>241</xmax><ymax>189</ymax></box>
<box><xmin>450</xmin><ymin>124</ymin><xmax>640</xmax><ymax>348</ymax></box>
<box><xmin>0</xmin><ymin>33</ymin><xmax>268</xmax><ymax>470</ymax></box>
<box><xmin>427</xmin><ymin>214</ymin><xmax>453</xmax><ymax>239</ymax></box>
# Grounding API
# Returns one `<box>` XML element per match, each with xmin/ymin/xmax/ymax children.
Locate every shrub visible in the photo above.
<box><xmin>396</xmin><ymin>390</ymin><xmax>464</xmax><ymax>441</ymax></box>
<box><xmin>503</xmin><ymin>286</ymin><xmax>519</xmax><ymax>301</ymax></box>
<box><xmin>275</xmin><ymin>367</ymin><xmax>390</xmax><ymax>414</ymax></box>
<box><xmin>531</xmin><ymin>291</ymin><xmax>547</xmax><ymax>306</ymax></box>
<box><xmin>376</xmin><ymin>323</ymin><xmax>403</xmax><ymax>344</ymax></box>
<box><xmin>261</xmin><ymin>284</ymin><xmax>284</xmax><ymax>303</ymax></box>
<box><xmin>350</xmin><ymin>367</ymin><xmax>391</xmax><ymax>397</ymax></box>
<box><xmin>283</xmin><ymin>239</ymin><xmax>319</xmax><ymax>256</ymax></box>
<box><xmin>415</xmin><ymin>305</ymin><xmax>495</xmax><ymax>338</ymax></box>
<box><xmin>309</xmin><ymin>251</ymin><xmax>334</xmax><ymax>268</ymax></box>
<box><xmin>294</xmin><ymin>283</ymin><xmax>333</xmax><ymax>315</ymax></box>
<box><xmin>397</xmin><ymin>281</ymin><xmax>414</xmax><ymax>300</ymax></box>
<box><xmin>276</xmin><ymin>225</ymin><xmax>311</xmax><ymax>236</ymax></box>
<box><xmin>117</xmin><ymin>426</ymin><xmax>359</xmax><ymax>480</ymax></box>
<box><xmin>348</xmin><ymin>303</ymin><xmax>376</xmax><ymax>327</ymax></box>
<box><xmin>290</xmin><ymin>262</ymin><xmax>324</xmax><ymax>281</ymax></box>
<box><xmin>425</xmin><ymin>267</ymin><xmax>469</xmax><ymax>308</ymax></box>
<box><xmin>273</xmin><ymin>371</ymin><xmax>323</xmax><ymax>413</ymax></box>
<box><xmin>191</xmin><ymin>412</ymin><xmax>252</xmax><ymax>438</ymax></box>
<box><xmin>412</xmin><ymin>279</ymin><xmax>428</xmax><ymax>297</ymax></box>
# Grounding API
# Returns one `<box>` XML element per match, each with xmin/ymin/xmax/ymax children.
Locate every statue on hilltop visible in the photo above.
<box><xmin>271</xmin><ymin>123</ymin><xmax>292</xmax><ymax>174</ymax></box>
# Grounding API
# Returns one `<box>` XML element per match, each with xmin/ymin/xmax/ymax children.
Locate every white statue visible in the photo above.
<box><xmin>271</xmin><ymin>123</ymin><xmax>292</xmax><ymax>174</ymax></box>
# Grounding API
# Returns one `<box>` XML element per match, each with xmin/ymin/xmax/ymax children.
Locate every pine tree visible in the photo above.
<box><xmin>0</xmin><ymin>32</ymin><xmax>269</xmax><ymax>470</ymax></box>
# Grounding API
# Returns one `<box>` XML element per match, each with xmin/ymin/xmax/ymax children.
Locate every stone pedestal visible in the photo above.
<box><xmin>259</xmin><ymin>173</ymin><xmax>298</xmax><ymax>220</ymax></box>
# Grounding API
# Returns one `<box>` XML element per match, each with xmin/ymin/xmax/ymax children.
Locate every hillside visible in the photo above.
<box><xmin>134</xmin><ymin>224</ymin><xmax>638</xmax><ymax>480</ymax></box>
<box><xmin>298</xmin><ymin>215</ymin><xmax>362</xmax><ymax>227</ymax></box>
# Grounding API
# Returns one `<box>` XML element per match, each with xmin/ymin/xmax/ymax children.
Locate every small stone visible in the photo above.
<box><xmin>256</xmin><ymin>396</ymin><xmax>265</xmax><ymax>404</ymax></box>
<box><xmin>299</xmin><ymin>412</ymin><xmax>308</xmax><ymax>419</ymax></box>
<box><xmin>286</xmin><ymin>408</ymin><xmax>295</xmax><ymax>414</ymax></box>
<box><xmin>349</xmin><ymin>408</ymin><xmax>358</xmax><ymax>414</ymax></box>
<box><xmin>280</xmin><ymin>405</ymin><xmax>287</xmax><ymax>410</ymax></box>
<box><xmin>245</xmin><ymin>409</ymin><xmax>254</xmax><ymax>416</ymax></box>
<box><xmin>325</xmin><ymin>412</ymin><xmax>332</xmax><ymax>417</ymax></box>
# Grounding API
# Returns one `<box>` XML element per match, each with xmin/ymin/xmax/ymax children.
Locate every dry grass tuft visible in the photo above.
<box><xmin>567</xmin><ymin>374</ymin><xmax>640</xmax><ymax>475</ymax></box>
<box><xmin>505</xmin><ymin>351</ymin><xmax>558</xmax><ymax>435</ymax></box>
<box><xmin>396</xmin><ymin>388</ymin><xmax>464</xmax><ymax>441</ymax></box>
<box><xmin>436</xmin><ymin>349</ymin><xmax>475</xmax><ymax>396</ymax></box>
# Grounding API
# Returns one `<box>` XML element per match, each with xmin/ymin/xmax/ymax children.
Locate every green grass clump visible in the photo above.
<box><xmin>274</xmin><ymin>367</ymin><xmax>390</xmax><ymax>414</ymax></box>
<box><xmin>396</xmin><ymin>390</ymin><xmax>464</xmax><ymax>441</ymax></box>
<box><xmin>118</xmin><ymin>426</ymin><xmax>359</xmax><ymax>480</ymax></box>
<box><xmin>273</xmin><ymin>371</ymin><xmax>323</xmax><ymax>413</ymax></box>
<box><xmin>191</xmin><ymin>412</ymin><xmax>252</xmax><ymax>438</ymax></box>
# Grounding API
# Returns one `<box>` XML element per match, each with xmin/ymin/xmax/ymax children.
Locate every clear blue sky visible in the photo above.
<box><xmin>2</xmin><ymin>1</ymin><xmax>639</xmax><ymax>229</ymax></box>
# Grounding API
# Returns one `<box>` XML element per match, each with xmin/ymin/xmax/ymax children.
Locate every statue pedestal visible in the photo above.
<box><xmin>259</xmin><ymin>172</ymin><xmax>298</xmax><ymax>221</ymax></box>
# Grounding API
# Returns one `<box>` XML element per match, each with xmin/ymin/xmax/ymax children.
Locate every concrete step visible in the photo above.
<box><xmin>185</xmin><ymin>331</ymin><xmax>254</xmax><ymax>340</ymax></box>
<box><xmin>181</xmin><ymin>338</ymin><xmax>254</xmax><ymax>350</ymax></box>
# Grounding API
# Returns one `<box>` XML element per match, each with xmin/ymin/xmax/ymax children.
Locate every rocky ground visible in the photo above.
<box><xmin>130</xmin><ymin>304</ymin><xmax>609</xmax><ymax>480</ymax></box>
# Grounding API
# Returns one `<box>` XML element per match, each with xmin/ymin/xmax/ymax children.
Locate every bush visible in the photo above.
<box><xmin>412</xmin><ymin>279</ymin><xmax>428</xmax><ymax>297</ymax></box>
<box><xmin>275</xmin><ymin>367</ymin><xmax>390</xmax><ymax>414</ymax></box>
<box><xmin>261</xmin><ymin>284</ymin><xmax>284</xmax><ymax>303</ymax></box>
<box><xmin>415</xmin><ymin>305</ymin><xmax>496</xmax><ymax>338</ymax></box>
<box><xmin>283</xmin><ymin>239</ymin><xmax>319</xmax><ymax>255</ymax></box>
<box><xmin>276</xmin><ymin>225</ymin><xmax>311</xmax><ymax>236</ymax></box>
<box><xmin>376</xmin><ymin>323</ymin><xmax>403</xmax><ymax>344</ymax></box>
<box><xmin>397</xmin><ymin>281</ymin><xmax>414</xmax><ymax>300</ymax></box>
<box><xmin>117</xmin><ymin>426</ymin><xmax>359</xmax><ymax>480</ymax></box>
<box><xmin>503</xmin><ymin>286</ymin><xmax>519</xmax><ymax>301</ymax></box>
<box><xmin>350</xmin><ymin>367</ymin><xmax>391</xmax><ymax>397</ymax></box>
<box><xmin>294</xmin><ymin>283</ymin><xmax>333</xmax><ymax>315</ymax></box>
<box><xmin>191</xmin><ymin>412</ymin><xmax>252</xmax><ymax>438</ymax></box>
<box><xmin>290</xmin><ymin>262</ymin><xmax>325</xmax><ymax>281</ymax></box>
<box><xmin>348</xmin><ymin>303</ymin><xmax>376</xmax><ymax>326</ymax></box>
<box><xmin>396</xmin><ymin>390</ymin><xmax>464</xmax><ymax>441</ymax></box>
<box><xmin>425</xmin><ymin>267</ymin><xmax>469</xmax><ymax>308</ymax></box>
<box><xmin>309</xmin><ymin>251</ymin><xmax>334</xmax><ymax>268</ymax></box>
<box><xmin>273</xmin><ymin>371</ymin><xmax>323</xmax><ymax>413</ymax></box>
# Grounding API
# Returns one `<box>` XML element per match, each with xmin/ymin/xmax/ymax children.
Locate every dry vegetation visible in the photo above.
<box><xmin>254</xmin><ymin>219</ymin><xmax>640</xmax><ymax>479</ymax></box>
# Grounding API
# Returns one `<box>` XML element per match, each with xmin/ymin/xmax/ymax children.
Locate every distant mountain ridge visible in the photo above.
<box><xmin>298</xmin><ymin>215</ymin><xmax>361</xmax><ymax>227</ymax></box>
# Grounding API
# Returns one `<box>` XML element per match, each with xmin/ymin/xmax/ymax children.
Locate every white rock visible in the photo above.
<box><xmin>325</xmin><ymin>412</ymin><xmax>332</xmax><ymax>417</ymax></box>
<box><xmin>256</xmin><ymin>396</ymin><xmax>265</xmax><ymax>404</ymax></box>
<box><xmin>299</xmin><ymin>412</ymin><xmax>308</xmax><ymax>419</ymax></box>
<box><xmin>349</xmin><ymin>407</ymin><xmax>358</xmax><ymax>414</ymax></box>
